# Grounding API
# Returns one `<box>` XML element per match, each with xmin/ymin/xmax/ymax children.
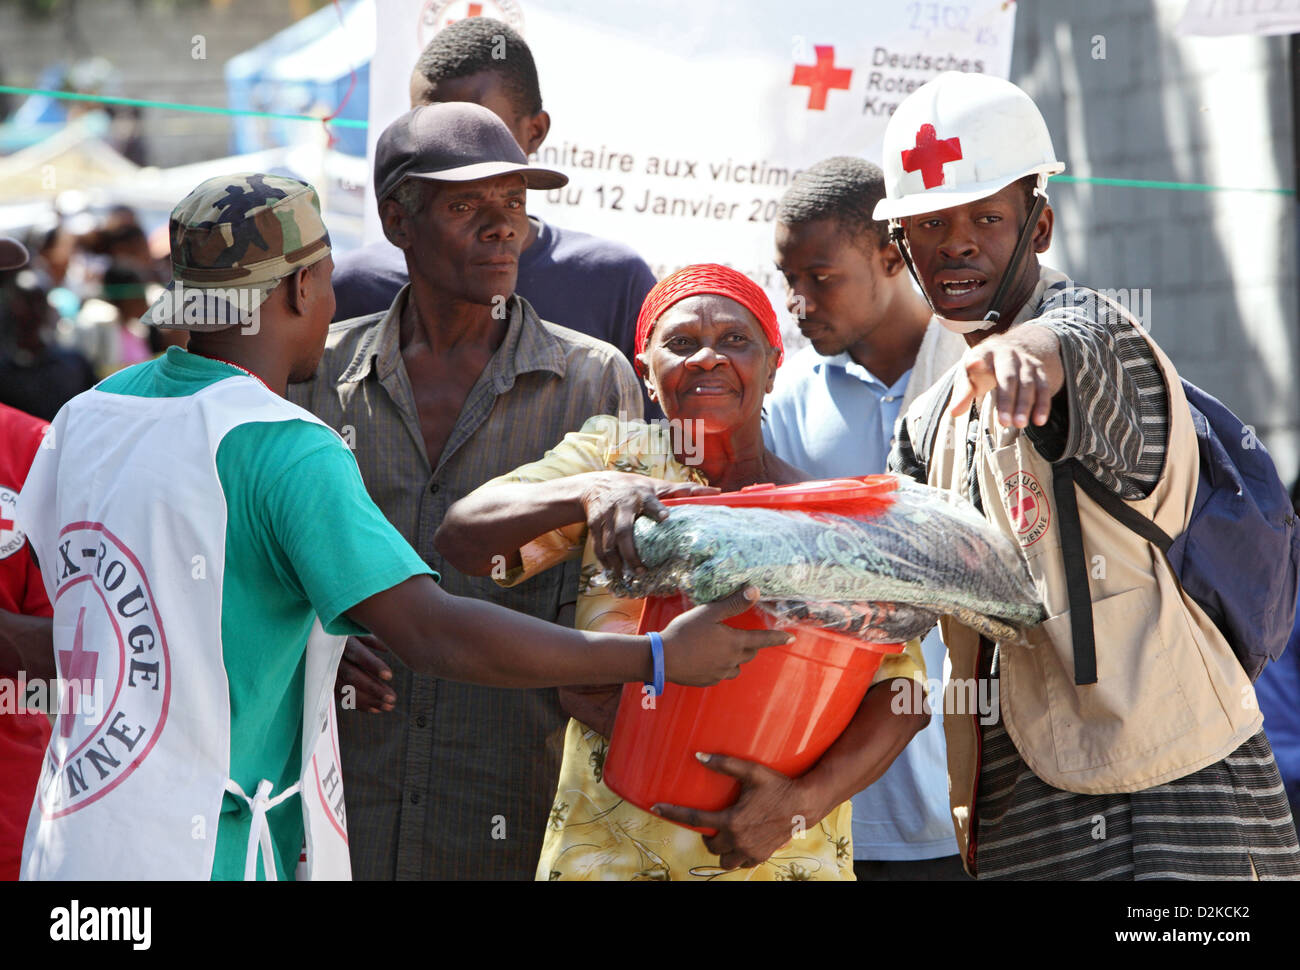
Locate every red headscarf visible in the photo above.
<box><xmin>633</xmin><ymin>263</ymin><xmax>784</xmax><ymax>377</ymax></box>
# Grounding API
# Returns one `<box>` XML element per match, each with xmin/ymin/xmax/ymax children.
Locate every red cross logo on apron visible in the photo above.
<box><xmin>901</xmin><ymin>124</ymin><xmax>963</xmax><ymax>188</ymax></box>
<box><xmin>58</xmin><ymin>607</ymin><xmax>99</xmax><ymax>739</ymax></box>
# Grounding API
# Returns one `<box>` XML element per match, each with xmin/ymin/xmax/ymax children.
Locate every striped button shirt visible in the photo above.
<box><xmin>288</xmin><ymin>285</ymin><xmax>643</xmax><ymax>880</ymax></box>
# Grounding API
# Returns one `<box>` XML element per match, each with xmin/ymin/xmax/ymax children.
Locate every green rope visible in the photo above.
<box><xmin>1054</xmin><ymin>174</ymin><xmax>1294</xmax><ymax>196</ymax></box>
<box><xmin>1</xmin><ymin>84</ymin><xmax>1294</xmax><ymax>195</ymax></box>
<box><xmin>0</xmin><ymin>84</ymin><xmax>367</xmax><ymax>130</ymax></box>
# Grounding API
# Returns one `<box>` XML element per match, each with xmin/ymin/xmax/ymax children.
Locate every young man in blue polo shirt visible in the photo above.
<box><xmin>765</xmin><ymin>157</ymin><xmax>968</xmax><ymax>879</ymax></box>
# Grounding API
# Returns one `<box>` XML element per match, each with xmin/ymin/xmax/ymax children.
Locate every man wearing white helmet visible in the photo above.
<box><xmin>881</xmin><ymin>72</ymin><xmax>1300</xmax><ymax>879</ymax></box>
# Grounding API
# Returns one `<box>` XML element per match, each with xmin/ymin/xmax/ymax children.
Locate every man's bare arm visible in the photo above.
<box><xmin>345</xmin><ymin>576</ymin><xmax>789</xmax><ymax>689</ymax></box>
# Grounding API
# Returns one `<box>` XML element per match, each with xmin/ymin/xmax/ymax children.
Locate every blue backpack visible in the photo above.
<box><xmin>1055</xmin><ymin>380</ymin><xmax>1300</xmax><ymax>684</ymax></box>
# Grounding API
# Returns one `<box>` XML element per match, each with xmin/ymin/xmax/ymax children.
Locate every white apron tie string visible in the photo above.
<box><xmin>225</xmin><ymin>778</ymin><xmax>302</xmax><ymax>881</ymax></box>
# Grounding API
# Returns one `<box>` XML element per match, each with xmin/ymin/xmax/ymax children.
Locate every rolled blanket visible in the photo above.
<box><xmin>607</xmin><ymin>476</ymin><xmax>1046</xmax><ymax>644</ymax></box>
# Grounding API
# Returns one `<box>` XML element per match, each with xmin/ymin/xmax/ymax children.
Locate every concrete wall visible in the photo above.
<box><xmin>1011</xmin><ymin>0</ymin><xmax>1299</xmax><ymax>486</ymax></box>
<box><xmin>0</xmin><ymin>0</ymin><xmax>302</xmax><ymax>168</ymax></box>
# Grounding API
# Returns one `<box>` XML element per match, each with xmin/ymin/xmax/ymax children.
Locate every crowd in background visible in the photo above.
<box><xmin>0</xmin><ymin>204</ymin><xmax>184</xmax><ymax>420</ymax></box>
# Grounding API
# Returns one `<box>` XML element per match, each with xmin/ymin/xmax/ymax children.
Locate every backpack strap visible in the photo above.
<box><xmin>1051</xmin><ymin>458</ymin><xmax>1176</xmax><ymax>686</ymax></box>
<box><xmin>1052</xmin><ymin>461</ymin><xmax>1098</xmax><ymax>685</ymax></box>
<box><xmin>917</xmin><ymin>369</ymin><xmax>958</xmax><ymax>469</ymax></box>
<box><xmin>1060</xmin><ymin>458</ymin><xmax>1174</xmax><ymax>553</ymax></box>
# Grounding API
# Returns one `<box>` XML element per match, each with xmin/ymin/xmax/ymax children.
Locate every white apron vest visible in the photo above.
<box><xmin>15</xmin><ymin>376</ymin><xmax>351</xmax><ymax>880</ymax></box>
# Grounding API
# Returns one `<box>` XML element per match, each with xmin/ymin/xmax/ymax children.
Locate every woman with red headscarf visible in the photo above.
<box><xmin>438</xmin><ymin>265</ymin><xmax>928</xmax><ymax>880</ymax></box>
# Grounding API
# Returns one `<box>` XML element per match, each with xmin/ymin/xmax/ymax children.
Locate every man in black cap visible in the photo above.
<box><xmin>331</xmin><ymin>18</ymin><xmax>657</xmax><ymax>394</ymax></box>
<box><xmin>290</xmin><ymin>103</ymin><xmax>647</xmax><ymax>880</ymax></box>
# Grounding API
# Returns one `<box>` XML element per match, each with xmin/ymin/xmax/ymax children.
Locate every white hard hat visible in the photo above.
<box><xmin>873</xmin><ymin>72</ymin><xmax>1064</xmax><ymax>221</ymax></box>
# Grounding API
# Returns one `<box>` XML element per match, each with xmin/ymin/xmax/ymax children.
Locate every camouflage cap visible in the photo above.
<box><xmin>143</xmin><ymin>172</ymin><xmax>331</xmax><ymax>331</ymax></box>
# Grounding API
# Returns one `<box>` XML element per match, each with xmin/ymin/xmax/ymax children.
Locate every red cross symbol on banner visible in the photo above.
<box><xmin>58</xmin><ymin>607</ymin><xmax>99</xmax><ymax>739</ymax></box>
<box><xmin>0</xmin><ymin>510</ymin><xmax>12</xmax><ymax>534</ymax></box>
<box><xmin>791</xmin><ymin>46</ymin><xmax>853</xmax><ymax>111</ymax></box>
<box><xmin>901</xmin><ymin>124</ymin><xmax>963</xmax><ymax>188</ymax></box>
<box><xmin>1010</xmin><ymin>492</ymin><xmax>1037</xmax><ymax>531</ymax></box>
<box><xmin>446</xmin><ymin>2</ymin><xmax>484</xmax><ymax>24</ymax></box>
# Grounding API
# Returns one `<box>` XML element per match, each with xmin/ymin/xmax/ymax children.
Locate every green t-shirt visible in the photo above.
<box><xmin>99</xmin><ymin>346</ymin><xmax>435</xmax><ymax>879</ymax></box>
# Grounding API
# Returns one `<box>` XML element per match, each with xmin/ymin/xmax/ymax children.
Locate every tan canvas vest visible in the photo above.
<box><xmin>904</xmin><ymin>270</ymin><xmax>1261</xmax><ymax>862</ymax></box>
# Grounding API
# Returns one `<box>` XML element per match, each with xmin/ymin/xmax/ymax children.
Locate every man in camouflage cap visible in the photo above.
<box><xmin>17</xmin><ymin>170</ymin><xmax>355</xmax><ymax>880</ymax></box>
<box><xmin>143</xmin><ymin>172</ymin><xmax>333</xmax><ymax>339</ymax></box>
<box><xmin>12</xmin><ymin>172</ymin><xmax>775</xmax><ymax>881</ymax></box>
<box><xmin>134</xmin><ymin>172</ymin><xmax>337</xmax><ymax>390</ymax></box>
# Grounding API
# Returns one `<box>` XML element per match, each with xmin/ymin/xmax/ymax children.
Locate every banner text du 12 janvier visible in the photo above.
<box><xmin>536</xmin><ymin>145</ymin><xmax>801</xmax><ymax>224</ymax></box>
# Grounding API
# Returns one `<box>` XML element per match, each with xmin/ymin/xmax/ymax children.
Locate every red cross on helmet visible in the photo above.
<box><xmin>873</xmin><ymin>72</ymin><xmax>1064</xmax><ymax>221</ymax></box>
<box><xmin>872</xmin><ymin>72</ymin><xmax>1065</xmax><ymax>330</ymax></box>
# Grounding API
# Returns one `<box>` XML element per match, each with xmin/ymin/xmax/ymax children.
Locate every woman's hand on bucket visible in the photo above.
<box><xmin>579</xmin><ymin>472</ymin><xmax>718</xmax><ymax>579</ymax></box>
<box><xmin>652</xmin><ymin>753</ymin><xmax>809</xmax><ymax>870</ymax></box>
<box><xmin>659</xmin><ymin>586</ymin><xmax>792</xmax><ymax>686</ymax></box>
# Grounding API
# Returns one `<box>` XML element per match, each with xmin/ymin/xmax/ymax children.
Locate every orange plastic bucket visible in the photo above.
<box><xmin>601</xmin><ymin>479</ymin><xmax>905</xmax><ymax>832</ymax></box>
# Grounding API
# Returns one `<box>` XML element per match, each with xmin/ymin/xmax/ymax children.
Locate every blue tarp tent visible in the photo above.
<box><xmin>0</xmin><ymin>64</ymin><xmax>117</xmax><ymax>154</ymax></box>
<box><xmin>224</xmin><ymin>0</ymin><xmax>373</xmax><ymax>158</ymax></box>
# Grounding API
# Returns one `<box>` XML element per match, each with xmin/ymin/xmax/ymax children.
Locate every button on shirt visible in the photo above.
<box><xmin>288</xmin><ymin>286</ymin><xmax>643</xmax><ymax>880</ymax></box>
<box><xmin>763</xmin><ymin>343</ymin><xmax>959</xmax><ymax>861</ymax></box>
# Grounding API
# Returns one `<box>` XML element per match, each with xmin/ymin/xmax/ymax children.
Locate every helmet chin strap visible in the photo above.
<box><xmin>890</xmin><ymin>175</ymin><xmax>1049</xmax><ymax>336</ymax></box>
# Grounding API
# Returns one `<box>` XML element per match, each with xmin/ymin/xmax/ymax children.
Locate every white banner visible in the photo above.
<box><xmin>368</xmin><ymin>0</ymin><xmax>1016</xmax><ymax>320</ymax></box>
<box><xmin>1176</xmin><ymin>0</ymin><xmax>1300</xmax><ymax>37</ymax></box>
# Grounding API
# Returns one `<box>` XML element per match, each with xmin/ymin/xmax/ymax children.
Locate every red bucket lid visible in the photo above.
<box><xmin>661</xmin><ymin>475</ymin><xmax>898</xmax><ymax>508</ymax></box>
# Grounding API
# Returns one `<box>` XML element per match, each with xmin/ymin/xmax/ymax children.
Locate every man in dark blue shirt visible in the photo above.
<box><xmin>1256</xmin><ymin>481</ymin><xmax>1300</xmax><ymax>818</ymax></box>
<box><xmin>333</xmin><ymin>18</ymin><xmax>658</xmax><ymax>415</ymax></box>
<box><xmin>0</xmin><ymin>268</ymin><xmax>97</xmax><ymax>421</ymax></box>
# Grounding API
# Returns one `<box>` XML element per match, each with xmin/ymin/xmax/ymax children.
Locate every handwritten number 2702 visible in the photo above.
<box><xmin>907</xmin><ymin>3</ymin><xmax>971</xmax><ymax>35</ymax></box>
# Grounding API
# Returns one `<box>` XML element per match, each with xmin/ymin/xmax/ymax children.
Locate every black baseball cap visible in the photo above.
<box><xmin>374</xmin><ymin>102</ymin><xmax>567</xmax><ymax>204</ymax></box>
<box><xmin>0</xmin><ymin>236</ymin><xmax>29</xmax><ymax>271</ymax></box>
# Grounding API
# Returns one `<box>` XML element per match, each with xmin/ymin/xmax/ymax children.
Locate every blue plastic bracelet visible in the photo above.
<box><xmin>647</xmin><ymin>631</ymin><xmax>665</xmax><ymax>698</ymax></box>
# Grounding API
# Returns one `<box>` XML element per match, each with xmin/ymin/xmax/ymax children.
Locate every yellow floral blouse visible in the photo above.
<box><xmin>478</xmin><ymin>415</ymin><xmax>925</xmax><ymax>881</ymax></box>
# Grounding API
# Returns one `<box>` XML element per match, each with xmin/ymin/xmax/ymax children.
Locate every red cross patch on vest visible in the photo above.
<box><xmin>1002</xmin><ymin>470</ymin><xmax>1051</xmax><ymax>547</ymax></box>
